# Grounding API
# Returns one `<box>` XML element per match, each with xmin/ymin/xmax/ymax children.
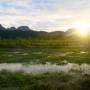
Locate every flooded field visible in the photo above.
<box><xmin>0</xmin><ymin>47</ymin><xmax>90</xmax><ymax>90</ymax></box>
<box><xmin>0</xmin><ymin>47</ymin><xmax>90</xmax><ymax>64</ymax></box>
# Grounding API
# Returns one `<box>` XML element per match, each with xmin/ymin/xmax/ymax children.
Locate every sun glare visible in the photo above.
<box><xmin>78</xmin><ymin>27</ymin><xmax>87</xmax><ymax>36</ymax></box>
<box><xmin>74</xmin><ymin>23</ymin><xmax>89</xmax><ymax>36</ymax></box>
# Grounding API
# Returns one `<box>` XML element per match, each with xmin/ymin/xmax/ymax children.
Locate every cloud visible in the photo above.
<box><xmin>0</xmin><ymin>0</ymin><xmax>90</xmax><ymax>31</ymax></box>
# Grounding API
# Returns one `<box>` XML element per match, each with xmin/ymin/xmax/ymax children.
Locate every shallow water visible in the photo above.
<box><xmin>33</xmin><ymin>52</ymin><xmax>43</xmax><ymax>55</ymax></box>
<box><xmin>21</xmin><ymin>53</ymin><xmax>29</xmax><ymax>56</ymax></box>
<box><xmin>80</xmin><ymin>51</ymin><xmax>88</xmax><ymax>54</ymax></box>
<box><xmin>47</xmin><ymin>52</ymin><xmax>74</xmax><ymax>58</ymax></box>
<box><xmin>0</xmin><ymin>63</ymin><xmax>90</xmax><ymax>74</ymax></box>
<box><xmin>58</xmin><ymin>52</ymin><xmax>74</xmax><ymax>56</ymax></box>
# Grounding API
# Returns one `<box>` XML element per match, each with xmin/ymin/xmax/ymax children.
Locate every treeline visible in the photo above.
<box><xmin>0</xmin><ymin>38</ymin><xmax>70</xmax><ymax>47</ymax></box>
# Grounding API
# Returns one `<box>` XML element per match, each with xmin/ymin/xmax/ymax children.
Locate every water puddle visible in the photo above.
<box><xmin>48</xmin><ymin>52</ymin><xmax>74</xmax><ymax>58</ymax></box>
<box><xmin>0</xmin><ymin>63</ymin><xmax>89</xmax><ymax>74</ymax></box>
<box><xmin>21</xmin><ymin>53</ymin><xmax>29</xmax><ymax>56</ymax></box>
<box><xmin>9</xmin><ymin>51</ymin><xmax>21</xmax><ymax>54</ymax></box>
<box><xmin>8</xmin><ymin>54</ymin><xmax>13</xmax><ymax>57</ymax></box>
<box><xmin>80</xmin><ymin>51</ymin><xmax>88</xmax><ymax>54</ymax></box>
<box><xmin>33</xmin><ymin>52</ymin><xmax>43</xmax><ymax>55</ymax></box>
<box><xmin>58</xmin><ymin>52</ymin><xmax>74</xmax><ymax>56</ymax></box>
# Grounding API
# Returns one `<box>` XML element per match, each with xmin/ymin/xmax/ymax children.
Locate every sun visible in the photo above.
<box><xmin>74</xmin><ymin>23</ymin><xmax>89</xmax><ymax>36</ymax></box>
<box><xmin>78</xmin><ymin>26</ymin><xmax>87</xmax><ymax>36</ymax></box>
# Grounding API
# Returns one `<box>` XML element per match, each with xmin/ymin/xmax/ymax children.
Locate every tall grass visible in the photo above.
<box><xmin>0</xmin><ymin>71</ymin><xmax>89</xmax><ymax>90</ymax></box>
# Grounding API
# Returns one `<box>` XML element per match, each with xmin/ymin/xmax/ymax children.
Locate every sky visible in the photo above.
<box><xmin>0</xmin><ymin>0</ymin><xmax>90</xmax><ymax>31</ymax></box>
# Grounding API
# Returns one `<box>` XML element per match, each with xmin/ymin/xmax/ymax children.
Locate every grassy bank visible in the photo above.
<box><xmin>0</xmin><ymin>71</ymin><xmax>89</xmax><ymax>90</ymax></box>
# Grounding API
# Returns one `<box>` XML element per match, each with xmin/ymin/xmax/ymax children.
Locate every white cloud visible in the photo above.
<box><xmin>0</xmin><ymin>0</ymin><xmax>90</xmax><ymax>31</ymax></box>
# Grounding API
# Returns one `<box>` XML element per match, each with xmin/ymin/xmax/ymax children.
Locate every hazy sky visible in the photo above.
<box><xmin>0</xmin><ymin>0</ymin><xmax>90</xmax><ymax>31</ymax></box>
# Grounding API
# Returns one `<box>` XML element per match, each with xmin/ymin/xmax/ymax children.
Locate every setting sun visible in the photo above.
<box><xmin>78</xmin><ymin>27</ymin><xmax>87</xmax><ymax>36</ymax></box>
<box><xmin>74</xmin><ymin>23</ymin><xmax>89</xmax><ymax>36</ymax></box>
<box><xmin>79</xmin><ymin>29</ymin><xmax>87</xmax><ymax>36</ymax></box>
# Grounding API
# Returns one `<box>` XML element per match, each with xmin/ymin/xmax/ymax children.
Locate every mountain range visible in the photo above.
<box><xmin>0</xmin><ymin>24</ymin><xmax>88</xmax><ymax>39</ymax></box>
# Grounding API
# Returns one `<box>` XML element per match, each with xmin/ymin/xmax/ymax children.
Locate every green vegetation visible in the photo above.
<box><xmin>0</xmin><ymin>46</ymin><xmax>90</xmax><ymax>64</ymax></box>
<box><xmin>0</xmin><ymin>71</ymin><xmax>89</xmax><ymax>90</ymax></box>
